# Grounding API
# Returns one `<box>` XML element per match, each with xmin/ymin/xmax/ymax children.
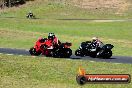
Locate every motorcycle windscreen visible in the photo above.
<box><xmin>103</xmin><ymin>44</ymin><xmax>114</xmax><ymax>49</ymax></box>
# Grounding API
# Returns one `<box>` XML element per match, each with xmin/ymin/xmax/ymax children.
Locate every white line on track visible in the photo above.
<box><xmin>114</xmin><ymin>63</ymin><xmax>121</xmax><ymax>64</ymax></box>
<box><xmin>66</xmin><ymin>59</ymin><xmax>72</xmax><ymax>60</ymax></box>
<box><xmin>0</xmin><ymin>51</ymin><xmax>129</xmax><ymax>64</ymax></box>
<box><xmin>6</xmin><ymin>54</ymin><xmax>14</xmax><ymax>56</ymax></box>
<box><xmin>19</xmin><ymin>55</ymin><xmax>23</xmax><ymax>56</ymax></box>
<box><xmin>90</xmin><ymin>61</ymin><xmax>95</xmax><ymax>62</ymax></box>
<box><xmin>26</xmin><ymin>49</ymin><xmax>29</xmax><ymax>51</ymax></box>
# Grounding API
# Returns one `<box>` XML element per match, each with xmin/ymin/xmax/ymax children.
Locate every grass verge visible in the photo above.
<box><xmin>0</xmin><ymin>19</ymin><xmax>132</xmax><ymax>56</ymax></box>
<box><xmin>0</xmin><ymin>54</ymin><xmax>132</xmax><ymax>88</ymax></box>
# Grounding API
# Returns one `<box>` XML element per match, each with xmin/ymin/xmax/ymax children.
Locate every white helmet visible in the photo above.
<box><xmin>92</xmin><ymin>37</ymin><xmax>98</xmax><ymax>41</ymax></box>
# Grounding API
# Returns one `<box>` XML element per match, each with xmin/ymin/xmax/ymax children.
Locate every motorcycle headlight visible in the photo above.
<box><xmin>107</xmin><ymin>46</ymin><xmax>109</xmax><ymax>49</ymax></box>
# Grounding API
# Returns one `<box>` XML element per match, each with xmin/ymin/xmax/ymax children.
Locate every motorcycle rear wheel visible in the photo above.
<box><xmin>64</xmin><ymin>48</ymin><xmax>72</xmax><ymax>58</ymax></box>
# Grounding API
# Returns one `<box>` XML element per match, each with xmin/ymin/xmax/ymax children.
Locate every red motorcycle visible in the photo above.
<box><xmin>29</xmin><ymin>38</ymin><xmax>72</xmax><ymax>58</ymax></box>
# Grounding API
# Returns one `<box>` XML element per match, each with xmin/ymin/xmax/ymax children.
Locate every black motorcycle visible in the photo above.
<box><xmin>52</xmin><ymin>42</ymin><xmax>72</xmax><ymax>58</ymax></box>
<box><xmin>75</xmin><ymin>41</ymin><xmax>114</xmax><ymax>58</ymax></box>
<box><xmin>26</xmin><ymin>12</ymin><xmax>35</xmax><ymax>19</ymax></box>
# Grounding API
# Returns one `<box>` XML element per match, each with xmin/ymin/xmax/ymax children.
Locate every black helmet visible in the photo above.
<box><xmin>48</xmin><ymin>33</ymin><xmax>55</xmax><ymax>40</ymax></box>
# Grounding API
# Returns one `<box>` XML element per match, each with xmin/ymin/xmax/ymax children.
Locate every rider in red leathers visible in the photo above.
<box><xmin>41</xmin><ymin>33</ymin><xmax>60</xmax><ymax>56</ymax></box>
<box><xmin>47</xmin><ymin>33</ymin><xmax>61</xmax><ymax>49</ymax></box>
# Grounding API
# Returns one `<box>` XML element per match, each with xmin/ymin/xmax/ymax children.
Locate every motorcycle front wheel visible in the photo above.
<box><xmin>75</xmin><ymin>49</ymin><xmax>84</xmax><ymax>57</ymax></box>
<box><xmin>29</xmin><ymin>47</ymin><xmax>41</xmax><ymax>56</ymax></box>
<box><xmin>102</xmin><ymin>50</ymin><xmax>112</xmax><ymax>59</ymax></box>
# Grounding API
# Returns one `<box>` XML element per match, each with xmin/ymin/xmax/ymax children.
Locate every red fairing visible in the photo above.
<box><xmin>44</xmin><ymin>39</ymin><xmax>53</xmax><ymax>47</ymax></box>
<box><xmin>34</xmin><ymin>39</ymin><xmax>42</xmax><ymax>52</ymax></box>
<box><xmin>34</xmin><ymin>38</ymin><xmax>53</xmax><ymax>52</ymax></box>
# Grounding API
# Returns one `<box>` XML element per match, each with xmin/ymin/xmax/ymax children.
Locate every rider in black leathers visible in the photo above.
<box><xmin>90</xmin><ymin>37</ymin><xmax>104</xmax><ymax>52</ymax></box>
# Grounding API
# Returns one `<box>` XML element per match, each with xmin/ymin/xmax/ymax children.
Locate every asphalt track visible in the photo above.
<box><xmin>0</xmin><ymin>48</ymin><xmax>132</xmax><ymax>64</ymax></box>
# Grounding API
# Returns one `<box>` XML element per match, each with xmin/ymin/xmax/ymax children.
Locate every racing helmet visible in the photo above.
<box><xmin>92</xmin><ymin>37</ymin><xmax>98</xmax><ymax>42</ymax></box>
<box><xmin>48</xmin><ymin>33</ymin><xmax>55</xmax><ymax>40</ymax></box>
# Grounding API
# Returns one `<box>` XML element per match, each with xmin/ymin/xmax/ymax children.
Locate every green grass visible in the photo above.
<box><xmin>0</xmin><ymin>1</ymin><xmax>132</xmax><ymax>56</ymax></box>
<box><xmin>0</xmin><ymin>18</ymin><xmax>132</xmax><ymax>56</ymax></box>
<box><xmin>0</xmin><ymin>19</ymin><xmax>132</xmax><ymax>40</ymax></box>
<box><xmin>0</xmin><ymin>54</ymin><xmax>132</xmax><ymax>88</ymax></box>
<box><xmin>0</xmin><ymin>0</ymin><xmax>132</xmax><ymax>88</ymax></box>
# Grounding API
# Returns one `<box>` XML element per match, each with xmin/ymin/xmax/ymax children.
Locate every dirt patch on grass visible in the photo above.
<box><xmin>73</xmin><ymin>0</ymin><xmax>127</xmax><ymax>9</ymax></box>
<box><xmin>0</xmin><ymin>29</ymin><xmax>48</xmax><ymax>40</ymax></box>
<box><xmin>72</xmin><ymin>0</ymin><xmax>130</xmax><ymax>14</ymax></box>
<box><xmin>0</xmin><ymin>29</ymin><xmax>33</xmax><ymax>39</ymax></box>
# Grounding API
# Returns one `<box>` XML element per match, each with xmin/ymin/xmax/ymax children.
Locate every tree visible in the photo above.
<box><xmin>0</xmin><ymin>0</ymin><xmax>32</xmax><ymax>8</ymax></box>
<box><xmin>5</xmin><ymin>0</ymin><xmax>25</xmax><ymax>7</ymax></box>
